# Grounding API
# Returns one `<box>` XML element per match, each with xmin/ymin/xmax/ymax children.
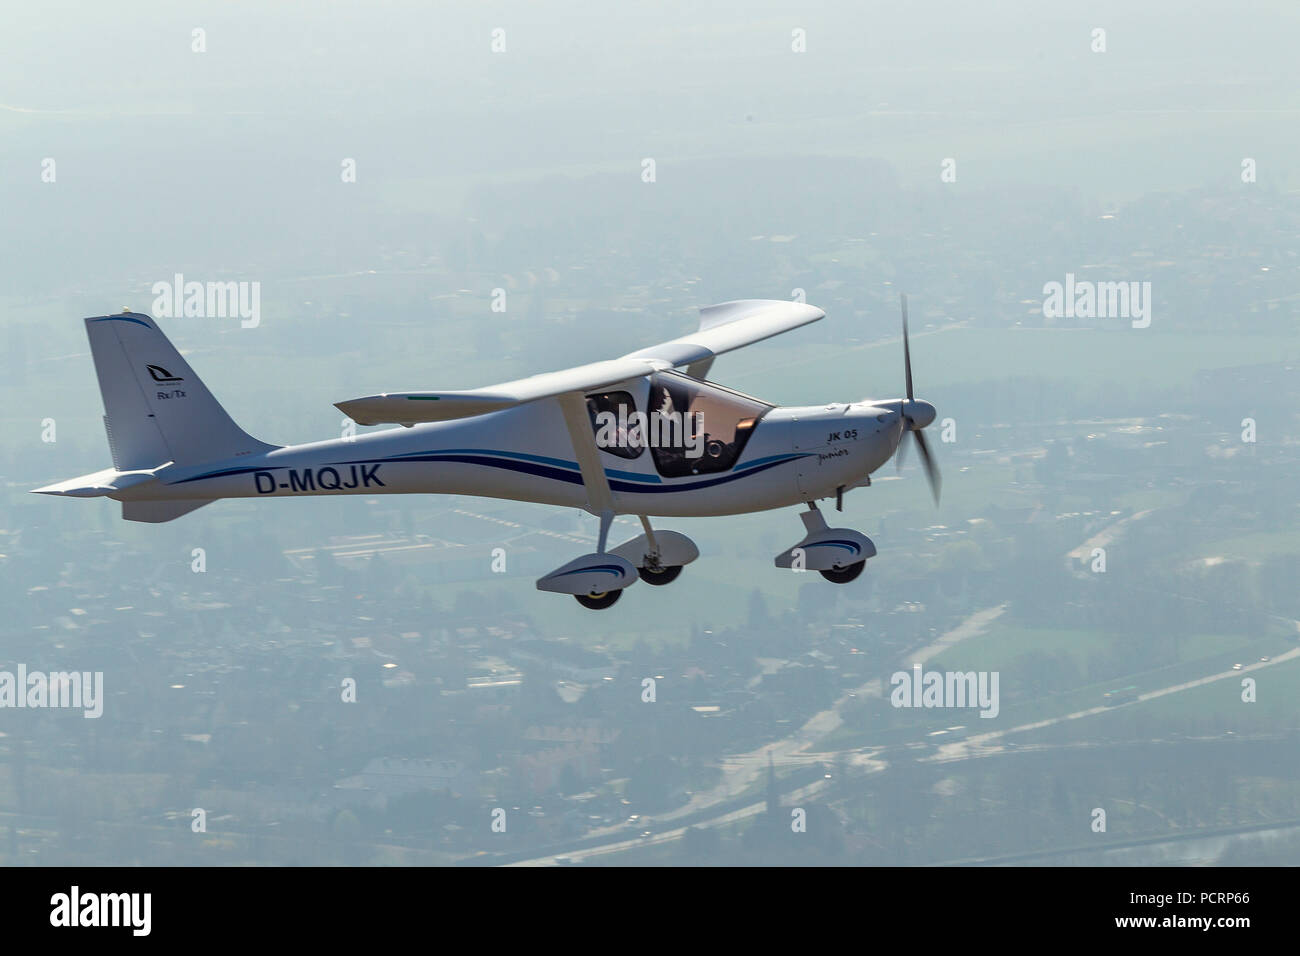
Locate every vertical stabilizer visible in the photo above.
<box><xmin>84</xmin><ymin>312</ymin><xmax>275</xmax><ymax>469</ymax></box>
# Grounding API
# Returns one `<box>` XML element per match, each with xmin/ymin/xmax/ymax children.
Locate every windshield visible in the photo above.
<box><xmin>645</xmin><ymin>371</ymin><xmax>771</xmax><ymax>477</ymax></box>
<box><xmin>586</xmin><ymin>390</ymin><xmax>644</xmax><ymax>460</ymax></box>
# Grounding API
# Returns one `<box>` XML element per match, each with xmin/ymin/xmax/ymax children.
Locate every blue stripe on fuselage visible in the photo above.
<box><xmin>170</xmin><ymin>449</ymin><xmax>810</xmax><ymax>494</ymax></box>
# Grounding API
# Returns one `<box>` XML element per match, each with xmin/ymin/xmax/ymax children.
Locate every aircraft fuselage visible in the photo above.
<box><xmin>114</xmin><ymin>394</ymin><xmax>908</xmax><ymax>518</ymax></box>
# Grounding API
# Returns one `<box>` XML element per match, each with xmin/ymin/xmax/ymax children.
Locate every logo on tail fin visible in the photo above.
<box><xmin>146</xmin><ymin>364</ymin><xmax>183</xmax><ymax>383</ymax></box>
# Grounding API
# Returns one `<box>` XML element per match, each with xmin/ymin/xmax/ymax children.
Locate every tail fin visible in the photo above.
<box><xmin>84</xmin><ymin>312</ymin><xmax>275</xmax><ymax>469</ymax></box>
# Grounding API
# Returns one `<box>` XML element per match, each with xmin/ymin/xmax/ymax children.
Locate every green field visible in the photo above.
<box><xmin>1079</xmin><ymin>654</ymin><xmax>1300</xmax><ymax>733</ymax></box>
<box><xmin>1187</xmin><ymin>530</ymin><xmax>1300</xmax><ymax>563</ymax></box>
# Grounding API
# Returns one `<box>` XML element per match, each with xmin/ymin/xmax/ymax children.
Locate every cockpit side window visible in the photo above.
<box><xmin>646</xmin><ymin>371</ymin><xmax>771</xmax><ymax>477</ymax></box>
<box><xmin>586</xmin><ymin>390</ymin><xmax>644</xmax><ymax>460</ymax></box>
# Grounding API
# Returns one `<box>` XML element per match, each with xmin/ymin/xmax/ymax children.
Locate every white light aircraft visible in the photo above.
<box><xmin>35</xmin><ymin>297</ymin><xmax>940</xmax><ymax>609</ymax></box>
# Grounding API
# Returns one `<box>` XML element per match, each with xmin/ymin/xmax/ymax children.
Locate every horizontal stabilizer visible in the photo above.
<box><xmin>122</xmin><ymin>499</ymin><xmax>214</xmax><ymax>523</ymax></box>
<box><xmin>31</xmin><ymin>465</ymin><xmax>170</xmax><ymax>498</ymax></box>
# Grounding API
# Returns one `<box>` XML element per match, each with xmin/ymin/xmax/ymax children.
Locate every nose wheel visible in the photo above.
<box><xmin>575</xmin><ymin>590</ymin><xmax>622</xmax><ymax>610</ymax></box>
<box><xmin>819</xmin><ymin>560</ymin><xmax>865</xmax><ymax>584</ymax></box>
<box><xmin>774</xmin><ymin>503</ymin><xmax>876</xmax><ymax>582</ymax></box>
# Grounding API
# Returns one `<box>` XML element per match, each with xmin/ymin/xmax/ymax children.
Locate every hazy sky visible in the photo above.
<box><xmin>2</xmin><ymin>2</ymin><xmax>1296</xmax><ymax>335</ymax></box>
<box><xmin>4</xmin><ymin>2</ymin><xmax>1297</xmax><ymax>194</ymax></box>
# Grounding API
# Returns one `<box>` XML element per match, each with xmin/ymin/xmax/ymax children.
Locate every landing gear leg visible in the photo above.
<box><xmin>634</xmin><ymin>514</ymin><xmax>684</xmax><ymax>585</ymax></box>
<box><xmin>597</xmin><ymin>508</ymin><xmax>614</xmax><ymax>553</ymax></box>
<box><xmin>639</xmin><ymin>514</ymin><xmax>659</xmax><ymax>558</ymax></box>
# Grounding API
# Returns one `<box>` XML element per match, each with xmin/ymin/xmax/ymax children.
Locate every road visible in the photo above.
<box><xmin>908</xmin><ymin>604</ymin><xmax>1006</xmax><ymax>668</ymax></box>
<box><xmin>507</xmin><ymin>778</ymin><xmax>831</xmax><ymax>867</ymax></box>
<box><xmin>505</xmin><ymin>604</ymin><xmax>1010</xmax><ymax>865</ymax></box>
<box><xmin>506</xmin><ymin>633</ymin><xmax>1300</xmax><ymax>866</ymax></box>
<box><xmin>1065</xmin><ymin>508</ymin><xmax>1153</xmax><ymax>575</ymax></box>
<box><xmin>929</xmin><ymin>646</ymin><xmax>1300</xmax><ymax>762</ymax></box>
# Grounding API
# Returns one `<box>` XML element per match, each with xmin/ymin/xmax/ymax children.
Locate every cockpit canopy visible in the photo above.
<box><xmin>586</xmin><ymin>371</ymin><xmax>772</xmax><ymax>477</ymax></box>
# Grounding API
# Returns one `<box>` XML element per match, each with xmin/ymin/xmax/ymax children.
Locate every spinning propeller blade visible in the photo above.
<box><xmin>895</xmin><ymin>293</ymin><xmax>941</xmax><ymax>504</ymax></box>
<box><xmin>913</xmin><ymin>429</ymin><xmax>942</xmax><ymax>504</ymax></box>
<box><xmin>902</xmin><ymin>293</ymin><xmax>913</xmax><ymax>402</ymax></box>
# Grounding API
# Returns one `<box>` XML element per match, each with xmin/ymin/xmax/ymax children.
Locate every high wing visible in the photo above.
<box><xmin>335</xmin><ymin>298</ymin><xmax>823</xmax><ymax>426</ymax></box>
<box><xmin>622</xmin><ymin>298</ymin><xmax>824</xmax><ymax>372</ymax></box>
<box><xmin>336</xmin><ymin>356</ymin><xmax>673</xmax><ymax>426</ymax></box>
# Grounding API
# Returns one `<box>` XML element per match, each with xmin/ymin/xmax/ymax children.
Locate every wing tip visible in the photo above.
<box><xmin>698</xmin><ymin>298</ymin><xmax>824</xmax><ymax>330</ymax></box>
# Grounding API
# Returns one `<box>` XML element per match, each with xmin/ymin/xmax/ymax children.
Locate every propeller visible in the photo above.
<box><xmin>895</xmin><ymin>293</ymin><xmax>942</xmax><ymax>504</ymax></box>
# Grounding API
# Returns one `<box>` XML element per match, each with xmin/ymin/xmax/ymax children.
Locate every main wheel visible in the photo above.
<box><xmin>819</xmin><ymin>560</ymin><xmax>865</xmax><ymax>584</ymax></box>
<box><xmin>575</xmin><ymin>590</ymin><xmax>622</xmax><ymax>610</ymax></box>
<box><xmin>637</xmin><ymin>564</ymin><xmax>682</xmax><ymax>586</ymax></box>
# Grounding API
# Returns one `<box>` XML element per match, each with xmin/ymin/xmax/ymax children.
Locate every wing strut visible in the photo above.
<box><xmin>556</xmin><ymin>392</ymin><xmax>615</xmax><ymax>540</ymax></box>
<box><xmin>684</xmin><ymin>357</ymin><xmax>714</xmax><ymax>380</ymax></box>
